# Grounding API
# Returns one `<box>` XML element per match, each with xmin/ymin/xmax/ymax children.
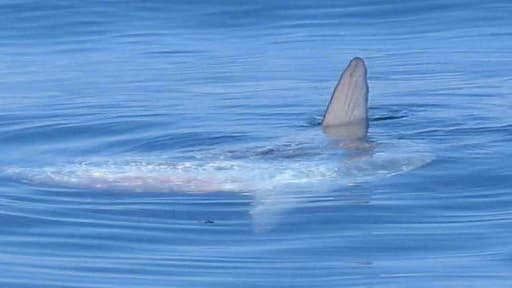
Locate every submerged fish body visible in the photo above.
<box><xmin>3</xmin><ymin>137</ymin><xmax>432</xmax><ymax>193</ymax></box>
<box><xmin>2</xmin><ymin>137</ymin><xmax>433</xmax><ymax>230</ymax></box>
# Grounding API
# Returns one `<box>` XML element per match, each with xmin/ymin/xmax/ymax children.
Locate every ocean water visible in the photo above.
<box><xmin>1</xmin><ymin>0</ymin><xmax>512</xmax><ymax>287</ymax></box>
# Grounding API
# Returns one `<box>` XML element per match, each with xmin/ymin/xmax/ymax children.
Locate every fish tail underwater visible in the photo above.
<box><xmin>1</xmin><ymin>1</ymin><xmax>512</xmax><ymax>287</ymax></box>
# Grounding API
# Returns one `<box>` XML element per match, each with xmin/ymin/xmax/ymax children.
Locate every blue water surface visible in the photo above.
<box><xmin>1</xmin><ymin>1</ymin><xmax>512</xmax><ymax>287</ymax></box>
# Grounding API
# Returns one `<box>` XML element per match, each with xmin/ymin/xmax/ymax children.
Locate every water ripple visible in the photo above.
<box><xmin>1</xmin><ymin>0</ymin><xmax>512</xmax><ymax>287</ymax></box>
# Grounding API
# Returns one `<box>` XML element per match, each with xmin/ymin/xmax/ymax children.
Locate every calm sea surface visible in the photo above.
<box><xmin>1</xmin><ymin>1</ymin><xmax>512</xmax><ymax>287</ymax></box>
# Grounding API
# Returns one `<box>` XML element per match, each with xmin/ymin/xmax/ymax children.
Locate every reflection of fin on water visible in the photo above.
<box><xmin>322</xmin><ymin>57</ymin><xmax>369</xmax><ymax>140</ymax></box>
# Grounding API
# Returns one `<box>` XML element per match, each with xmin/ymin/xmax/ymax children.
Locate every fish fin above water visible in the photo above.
<box><xmin>322</xmin><ymin>57</ymin><xmax>369</xmax><ymax>131</ymax></box>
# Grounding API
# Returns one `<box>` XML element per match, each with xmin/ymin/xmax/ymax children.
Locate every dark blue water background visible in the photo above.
<box><xmin>1</xmin><ymin>1</ymin><xmax>511</xmax><ymax>287</ymax></box>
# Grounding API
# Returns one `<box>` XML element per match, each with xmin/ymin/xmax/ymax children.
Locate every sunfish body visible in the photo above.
<box><xmin>322</xmin><ymin>57</ymin><xmax>369</xmax><ymax>140</ymax></box>
<box><xmin>1</xmin><ymin>57</ymin><xmax>434</xmax><ymax>231</ymax></box>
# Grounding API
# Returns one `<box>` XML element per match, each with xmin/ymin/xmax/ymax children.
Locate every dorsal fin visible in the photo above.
<box><xmin>322</xmin><ymin>57</ymin><xmax>369</xmax><ymax>129</ymax></box>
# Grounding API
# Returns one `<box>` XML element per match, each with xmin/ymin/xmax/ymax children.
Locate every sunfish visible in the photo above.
<box><xmin>2</xmin><ymin>57</ymin><xmax>433</xmax><ymax>231</ymax></box>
